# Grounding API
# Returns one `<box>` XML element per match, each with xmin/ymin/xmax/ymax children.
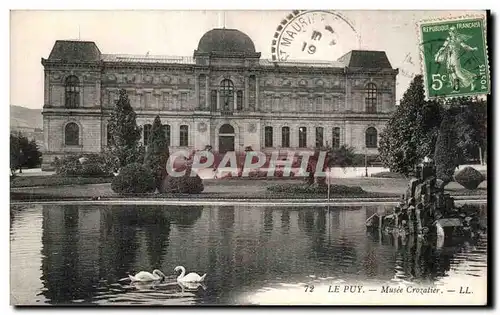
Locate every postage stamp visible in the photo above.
<box><xmin>10</xmin><ymin>10</ymin><xmax>489</xmax><ymax>307</ymax></box>
<box><xmin>418</xmin><ymin>15</ymin><xmax>490</xmax><ymax>99</ymax></box>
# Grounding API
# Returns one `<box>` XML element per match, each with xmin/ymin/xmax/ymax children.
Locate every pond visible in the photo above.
<box><xmin>10</xmin><ymin>203</ymin><xmax>487</xmax><ymax>305</ymax></box>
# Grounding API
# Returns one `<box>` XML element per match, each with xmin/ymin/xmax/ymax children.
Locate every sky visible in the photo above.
<box><xmin>10</xmin><ymin>9</ymin><xmax>486</xmax><ymax>109</ymax></box>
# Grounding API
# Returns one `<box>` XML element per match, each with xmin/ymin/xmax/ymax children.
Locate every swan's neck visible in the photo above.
<box><xmin>178</xmin><ymin>267</ymin><xmax>186</xmax><ymax>279</ymax></box>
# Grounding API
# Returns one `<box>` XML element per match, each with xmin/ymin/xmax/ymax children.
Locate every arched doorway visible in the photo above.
<box><xmin>219</xmin><ymin>124</ymin><xmax>235</xmax><ymax>153</ymax></box>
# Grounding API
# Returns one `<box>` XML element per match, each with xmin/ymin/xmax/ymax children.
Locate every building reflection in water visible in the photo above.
<box><xmin>33</xmin><ymin>203</ymin><xmax>486</xmax><ymax>305</ymax></box>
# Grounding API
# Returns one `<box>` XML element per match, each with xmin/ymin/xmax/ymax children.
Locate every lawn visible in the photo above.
<box><xmin>10</xmin><ymin>175</ymin><xmax>113</xmax><ymax>188</ymax></box>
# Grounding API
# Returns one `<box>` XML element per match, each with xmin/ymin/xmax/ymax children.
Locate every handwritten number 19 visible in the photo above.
<box><xmin>304</xmin><ymin>285</ymin><xmax>314</xmax><ymax>292</ymax></box>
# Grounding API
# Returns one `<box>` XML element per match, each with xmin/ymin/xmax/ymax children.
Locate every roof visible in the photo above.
<box><xmin>102</xmin><ymin>54</ymin><xmax>195</xmax><ymax>64</ymax></box>
<box><xmin>48</xmin><ymin>40</ymin><xmax>101</xmax><ymax>62</ymax></box>
<box><xmin>259</xmin><ymin>59</ymin><xmax>344</xmax><ymax>68</ymax></box>
<box><xmin>337</xmin><ymin>50</ymin><xmax>393</xmax><ymax>69</ymax></box>
<box><xmin>196</xmin><ymin>28</ymin><xmax>256</xmax><ymax>54</ymax></box>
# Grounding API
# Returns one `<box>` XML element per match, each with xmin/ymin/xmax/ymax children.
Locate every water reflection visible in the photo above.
<box><xmin>9</xmin><ymin>203</ymin><xmax>487</xmax><ymax>305</ymax></box>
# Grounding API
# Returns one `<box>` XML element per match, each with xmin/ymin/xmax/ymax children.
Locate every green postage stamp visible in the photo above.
<box><xmin>418</xmin><ymin>15</ymin><xmax>490</xmax><ymax>99</ymax></box>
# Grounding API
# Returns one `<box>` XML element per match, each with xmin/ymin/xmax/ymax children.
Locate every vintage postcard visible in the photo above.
<box><xmin>10</xmin><ymin>9</ymin><xmax>489</xmax><ymax>306</ymax></box>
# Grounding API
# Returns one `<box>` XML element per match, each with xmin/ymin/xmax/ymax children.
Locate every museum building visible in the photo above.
<box><xmin>41</xmin><ymin>27</ymin><xmax>398</xmax><ymax>170</ymax></box>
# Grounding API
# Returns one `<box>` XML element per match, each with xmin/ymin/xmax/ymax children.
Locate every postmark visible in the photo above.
<box><xmin>271</xmin><ymin>10</ymin><xmax>360</xmax><ymax>62</ymax></box>
<box><xmin>417</xmin><ymin>15</ymin><xmax>490</xmax><ymax>99</ymax></box>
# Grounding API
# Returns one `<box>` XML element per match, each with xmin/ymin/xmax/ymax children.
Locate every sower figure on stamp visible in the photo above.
<box><xmin>434</xmin><ymin>26</ymin><xmax>478</xmax><ymax>92</ymax></box>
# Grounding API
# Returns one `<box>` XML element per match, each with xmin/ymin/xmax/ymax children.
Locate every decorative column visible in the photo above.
<box><xmin>216</xmin><ymin>90</ymin><xmax>220</xmax><ymax>110</ymax></box>
<box><xmin>244</xmin><ymin>76</ymin><xmax>249</xmax><ymax>111</ymax></box>
<box><xmin>233</xmin><ymin>91</ymin><xmax>237</xmax><ymax>111</ymax></box>
<box><xmin>195</xmin><ymin>74</ymin><xmax>200</xmax><ymax>109</ymax></box>
<box><xmin>255</xmin><ymin>76</ymin><xmax>259</xmax><ymax>111</ymax></box>
<box><xmin>205</xmin><ymin>75</ymin><xmax>209</xmax><ymax>111</ymax></box>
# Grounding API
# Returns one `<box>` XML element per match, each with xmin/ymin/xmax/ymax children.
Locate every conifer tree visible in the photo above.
<box><xmin>434</xmin><ymin>108</ymin><xmax>460</xmax><ymax>184</ymax></box>
<box><xmin>379</xmin><ymin>75</ymin><xmax>442</xmax><ymax>175</ymax></box>
<box><xmin>106</xmin><ymin>89</ymin><xmax>144</xmax><ymax>170</ymax></box>
<box><xmin>144</xmin><ymin>115</ymin><xmax>170</xmax><ymax>190</ymax></box>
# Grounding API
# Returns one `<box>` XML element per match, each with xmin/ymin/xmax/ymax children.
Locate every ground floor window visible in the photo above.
<box><xmin>180</xmin><ymin>125</ymin><xmax>189</xmax><ymax>147</ymax></box>
<box><xmin>299</xmin><ymin>127</ymin><xmax>307</xmax><ymax>148</ymax></box>
<box><xmin>366</xmin><ymin>127</ymin><xmax>378</xmax><ymax>148</ymax></box>
<box><xmin>265</xmin><ymin>126</ymin><xmax>273</xmax><ymax>147</ymax></box>
<box><xmin>332</xmin><ymin>127</ymin><xmax>340</xmax><ymax>149</ymax></box>
<box><xmin>163</xmin><ymin>124</ymin><xmax>171</xmax><ymax>147</ymax></box>
<box><xmin>315</xmin><ymin>127</ymin><xmax>324</xmax><ymax>148</ymax></box>
<box><xmin>282</xmin><ymin>126</ymin><xmax>290</xmax><ymax>148</ymax></box>
<box><xmin>65</xmin><ymin>122</ymin><xmax>79</xmax><ymax>146</ymax></box>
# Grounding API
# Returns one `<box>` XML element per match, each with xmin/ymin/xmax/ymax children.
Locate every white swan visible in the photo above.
<box><xmin>129</xmin><ymin>269</ymin><xmax>166</xmax><ymax>282</ymax></box>
<box><xmin>174</xmin><ymin>266</ymin><xmax>206</xmax><ymax>283</ymax></box>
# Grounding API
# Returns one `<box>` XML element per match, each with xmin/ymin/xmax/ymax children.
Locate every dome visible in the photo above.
<box><xmin>196</xmin><ymin>28</ymin><xmax>256</xmax><ymax>54</ymax></box>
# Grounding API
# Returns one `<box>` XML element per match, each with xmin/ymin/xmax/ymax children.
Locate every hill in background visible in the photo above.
<box><xmin>10</xmin><ymin>105</ymin><xmax>43</xmax><ymax>131</ymax></box>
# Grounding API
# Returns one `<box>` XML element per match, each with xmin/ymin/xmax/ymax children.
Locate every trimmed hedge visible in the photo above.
<box><xmin>111</xmin><ymin>163</ymin><xmax>156</xmax><ymax>194</ymax></box>
<box><xmin>160</xmin><ymin>168</ymin><xmax>204</xmax><ymax>194</ymax></box>
<box><xmin>267</xmin><ymin>183</ymin><xmax>365</xmax><ymax>195</ymax></box>
<box><xmin>54</xmin><ymin>154</ymin><xmax>112</xmax><ymax>177</ymax></box>
<box><xmin>454</xmin><ymin>167</ymin><xmax>485</xmax><ymax>190</ymax></box>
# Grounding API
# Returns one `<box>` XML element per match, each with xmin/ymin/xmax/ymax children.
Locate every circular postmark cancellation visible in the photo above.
<box><xmin>271</xmin><ymin>10</ymin><xmax>360</xmax><ymax>62</ymax></box>
<box><xmin>417</xmin><ymin>15</ymin><xmax>490</xmax><ymax>99</ymax></box>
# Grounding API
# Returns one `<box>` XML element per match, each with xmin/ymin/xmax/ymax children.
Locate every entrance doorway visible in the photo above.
<box><xmin>218</xmin><ymin>124</ymin><xmax>235</xmax><ymax>153</ymax></box>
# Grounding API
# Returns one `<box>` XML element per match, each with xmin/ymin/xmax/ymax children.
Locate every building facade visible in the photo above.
<box><xmin>41</xmin><ymin>28</ymin><xmax>398</xmax><ymax>170</ymax></box>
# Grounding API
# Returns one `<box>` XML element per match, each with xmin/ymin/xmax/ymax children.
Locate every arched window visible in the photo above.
<box><xmin>332</xmin><ymin>127</ymin><xmax>340</xmax><ymax>149</ymax></box>
<box><xmin>65</xmin><ymin>76</ymin><xmax>80</xmax><ymax>108</ymax></box>
<box><xmin>315</xmin><ymin>127</ymin><xmax>324</xmax><ymax>148</ymax></box>
<box><xmin>220</xmin><ymin>79</ymin><xmax>234</xmax><ymax>111</ymax></box>
<box><xmin>282</xmin><ymin>126</ymin><xmax>290</xmax><ymax>148</ymax></box>
<box><xmin>180</xmin><ymin>125</ymin><xmax>189</xmax><ymax>147</ymax></box>
<box><xmin>365</xmin><ymin>83</ymin><xmax>377</xmax><ymax>113</ymax></box>
<box><xmin>65</xmin><ymin>122</ymin><xmax>79</xmax><ymax>146</ymax></box>
<box><xmin>143</xmin><ymin>124</ymin><xmax>152</xmax><ymax>144</ymax></box>
<box><xmin>107</xmin><ymin>124</ymin><xmax>113</xmax><ymax>146</ymax></box>
<box><xmin>236</xmin><ymin>90</ymin><xmax>243</xmax><ymax>110</ymax></box>
<box><xmin>299</xmin><ymin>127</ymin><xmax>307</xmax><ymax>148</ymax></box>
<box><xmin>365</xmin><ymin>127</ymin><xmax>378</xmax><ymax>148</ymax></box>
<box><xmin>162</xmin><ymin>124</ymin><xmax>171</xmax><ymax>147</ymax></box>
<box><xmin>264</xmin><ymin>126</ymin><xmax>273</xmax><ymax>148</ymax></box>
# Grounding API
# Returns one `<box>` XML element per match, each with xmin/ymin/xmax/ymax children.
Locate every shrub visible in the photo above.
<box><xmin>454</xmin><ymin>167</ymin><xmax>485</xmax><ymax>190</ymax></box>
<box><xmin>267</xmin><ymin>183</ymin><xmax>366</xmax><ymax>195</ymax></box>
<box><xmin>111</xmin><ymin>163</ymin><xmax>156</xmax><ymax>194</ymax></box>
<box><xmin>160</xmin><ymin>168</ymin><xmax>204</xmax><ymax>194</ymax></box>
<box><xmin>55</xmin><ymin>154</ymin><xmax>112</xmax><ymax>177</ymax></box>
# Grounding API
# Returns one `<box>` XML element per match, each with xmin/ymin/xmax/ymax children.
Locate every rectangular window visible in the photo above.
<box><xmin>265</xmin><ymin>126</ymin><xmax>273</xmax><ymax>148</ymax></box>
<box><xmin>180</xmin><ymin>125</ymin><xmax>189</xmax><ymax>147</ymax></box>
<box><xmin>315</xmin><ymin>127</ymin><xmax>324</xmax><ymax>148</ymax></box>
<box><xmin>180</xmin><ymin>92</ymin><xmax>188</xmax><ymax>109</ymax></box>
<box><xmin>332</xmin><ymin>127</ymin><xmax>340</xmax><ymax>149</ymax></box>
<box><xmin>162</xmin><ymin>92</ymin><xmax>171</xmax><ymax>110</ymax></box>
<box><xmin>281</xmin><ymin>126</ymin><xmax>290</xmax><ymax>148</ymax></box>
<box><xmin>315</xmin><ymin>96</ymin><xmax>323</xmax><ymax>112</ymax></box>
<box><xmin>299</xmin><ymin>127</ymin><xmax>307</xmax><ymax>148</ymax></box>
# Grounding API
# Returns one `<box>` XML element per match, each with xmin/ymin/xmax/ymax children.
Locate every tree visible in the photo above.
<box><xmin>434</xmin><ymin>107</ymin><xmax>461</xmax><ymax>184</ymax></box>
<box><xmin>10</xmin><ymin>132</ymin><xmax>42</xmax><ymax>173</ymax></box>
<box><xmin>105</xmin><ymin>89</ymin><xmax>144</xmax><ymax>170</ymax></box>
<box><xmin>143</xmin><ymin>115</ymin><xmax>170</xmax><ymax>190</ymax></box>
<box><xmin>447</xmin><ymin>97</ymin><xmax>487</xmax><ymax>163</ymax></box>
<box><xmin>379</xmin><ymin>75</ymin><xmax>443</xmax><ymax>175</ymax></box>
